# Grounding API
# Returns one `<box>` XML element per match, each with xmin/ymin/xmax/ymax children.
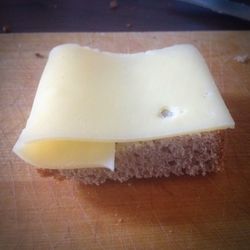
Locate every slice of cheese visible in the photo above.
<box><xmin>14</xmin><ymin>140</ymin><xmax>115</xmax><ymax>170</ymax></box>
<box><xmin>13</xmin><ymin>44</ymin><xmax>235</xmax><ymax>170</ymax></box>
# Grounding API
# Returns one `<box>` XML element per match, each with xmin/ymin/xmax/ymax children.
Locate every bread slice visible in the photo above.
<box><xmin>37</xmin><ymin>130</ymin><xmax>225</xmax><ymax>185</ymax></box>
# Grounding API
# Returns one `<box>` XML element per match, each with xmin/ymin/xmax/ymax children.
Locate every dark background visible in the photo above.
<box><xmin>0</xmin><ymin>0</ymin><xmax>250</xmax><ymax>32</ymax></box>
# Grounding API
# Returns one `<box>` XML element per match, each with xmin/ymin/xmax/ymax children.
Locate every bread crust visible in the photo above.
<box><xmin>37</xmin><ymin>130</ymin><xmax>225</xmax><ymax>185</ymax></box>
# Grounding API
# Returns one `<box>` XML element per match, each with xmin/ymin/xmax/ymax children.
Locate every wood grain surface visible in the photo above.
<box><xmin>0</xmin><ymin>32</ymin><xmax>250</xmax><ymax>250</ymax></box>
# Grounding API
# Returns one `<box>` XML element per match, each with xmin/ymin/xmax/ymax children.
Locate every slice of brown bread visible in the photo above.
<box><xmin>37</xmin><ymin>130</ymin><xmax>225</xmax><ymax>185</ymax></box>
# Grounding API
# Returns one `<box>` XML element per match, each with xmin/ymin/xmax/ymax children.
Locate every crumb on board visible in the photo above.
<box><xmin>2</xmin><ymin>25</ymin><xmax>11</xmax><ymax>33</ymax></box>
<box><xmin>234</xmin><ymin>54</ymin><xmax>249</xmax><ymax>64</ymax></box>
<box><xmin>114</xmin><ymin>217</ymin><xmax>124</xmax><ymax>225</ymax></box>
<box><xmin>110</xmin><ymin>0</ymin><xmax>118</xmax><ymax>9</ymax></box>
<box><xmin>35</xmin><ymin>53</ymin><xmax>45</xmax><ymax>59</ymax></box>
<box><xmin>117</xmin><ymin>218</ymin><xmax>123</xmax><ymax>223</ymax></box>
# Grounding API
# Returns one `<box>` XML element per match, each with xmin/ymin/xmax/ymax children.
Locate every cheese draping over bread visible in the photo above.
<box><xmin>13</xmin><ymin>44</ymin><xmax>235</xmax><ymax>170</ymax></box>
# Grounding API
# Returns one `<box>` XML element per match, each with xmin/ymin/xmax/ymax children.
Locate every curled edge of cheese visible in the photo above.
<box><xmin>13</xmin><ymin>44</ymin><xmax>235</xmax><ymax>171</ymax></box>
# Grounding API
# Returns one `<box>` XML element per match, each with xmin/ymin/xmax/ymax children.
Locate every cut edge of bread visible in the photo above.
<box><xmin>37</xmin><ymin>130</ymin><xmax>226</xmax><ymax>185</ymax></box>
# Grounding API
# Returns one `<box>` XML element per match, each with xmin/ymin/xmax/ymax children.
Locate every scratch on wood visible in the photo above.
<box><xmin>208</xmin><ymin>33</ymin><xmax>212</xmax><ymax>69</ymax></box>
<box><xmin>126</xmin><ymin>35</ymin><xmax>130</xmax><ymax>53</ymax></box>
<box><xmin>151</xmin><ymin>210</ymin><xmax>183</xmax><ymax>249</ymax></box>
<box><xmin>9</xmin><ymin>160</ymin><xmax>18</xmax><ymax>228</ymax></box>
<box><xmin>128</xmin><ymin>230</ymin><xmax>137</xmax><ymax>250</ymax></box>
<box><xmin>13</xmin><ymin>236</ymin><xmax>24</xmax><ymax>250</ymax></box>
<box><xmin>27</xmin><ymin>167</ymin><xmax>55</xmax><ymax>250</ymax></box>
<box><xmin>47</xmin><ymin>180</ymin><xmax>76</xmax><ymax>249</ymax></box>
<box><xmin>69</xmin><ymin>183</ymin><xmax>106</xmax><ymax>250</ymax></box>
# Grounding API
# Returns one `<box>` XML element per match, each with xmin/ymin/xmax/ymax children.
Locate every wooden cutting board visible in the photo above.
<box><xmin>0</xmin><ymin>32</ymin><xmax>250</xmax><ymax>250</ymax></box>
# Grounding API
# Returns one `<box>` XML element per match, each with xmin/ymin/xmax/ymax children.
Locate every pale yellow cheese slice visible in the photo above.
<box><xmin>13</xmin><ymin>44</ymin><xmax>235</xmax><ymax>170</ymax></box>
